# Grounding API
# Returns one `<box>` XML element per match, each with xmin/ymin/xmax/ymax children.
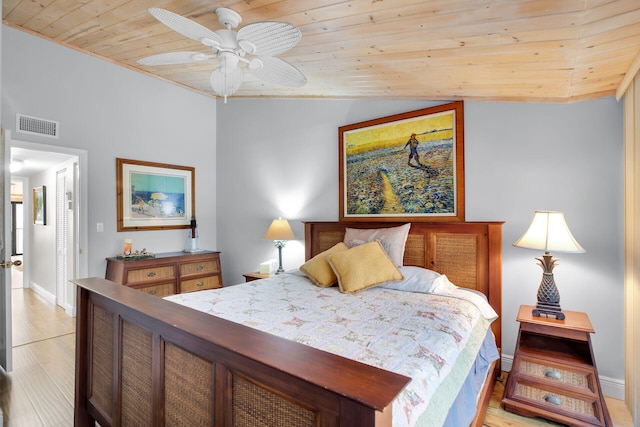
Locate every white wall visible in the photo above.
<box><xmin>1</xmin><ymin>26</ymin><xmax>218</xmax><ymax>277</ymax></box>
<box><xmin>28</xmin><ymin>169</ymin><xmax>56</xmax><ymax>296</ymax></box>
<box><xmin>216</xmin><ymin>98</ymin><xmax>624</xmax><ymax>387</ymax></box>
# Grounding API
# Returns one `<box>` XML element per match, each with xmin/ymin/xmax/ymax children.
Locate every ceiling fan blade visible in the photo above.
<box><xmin>137</xmin><ymin>51</ymin><xmax>211</xmax><ymax>66</ymax></box>
<box><xmin>149</xmin><ymin>8</ymin><xmax>223</xmax><ymax>46</ymax></box>
<box><xmin>249</xmin><ymin>56</ymin><xmax>307</xmax><ymax>87</ymax></box>
<box><xmin>237</xmin><ymin>22</ymin><xmax>301</xmax><ymax>56</ymax></box>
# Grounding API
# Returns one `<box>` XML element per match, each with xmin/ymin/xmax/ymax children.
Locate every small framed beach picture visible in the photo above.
<box><xmin>33</xmin><ymin>186</ymin><xmax>46</xmax><ymax>225</ymax></box>
<box><xmin>338</xmin><ymin>101</ymin><xmax>465</xmax><ymax>222</ymax></box>
<box><xmin>116</xmin><ymin>158</ymin><xmax>195</xmax><ymax>231</ymax></box>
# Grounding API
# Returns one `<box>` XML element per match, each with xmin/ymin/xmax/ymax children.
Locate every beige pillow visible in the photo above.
<box><xmin>300</xmin><ymin>242</ymin><xmax>349</xmax><ymax>287</ymax></box>
<box><xmin>327</xmin><ymin>241</ymin><xmax>404</xmax><ymax>294</ymax></box>
<box><xmin>343</xmin><ymin>223</ymin><xmax>410</xmax><ymax>266</ymax></box>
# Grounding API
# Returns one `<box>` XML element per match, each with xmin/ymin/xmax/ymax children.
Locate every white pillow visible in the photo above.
<box><xmin>430</xmin><ymin>274</ymin><xmax>459</xmax><ymax>295</ymax></box>
<box><xmin>343</xmin><ymin>223</ymin><xmax>410</xmax><ymax>266</ymax></box>
<box><xmin>380</xmin><ymin>266</ymin><xmax>441</xmax><ymax>293</ymax></box>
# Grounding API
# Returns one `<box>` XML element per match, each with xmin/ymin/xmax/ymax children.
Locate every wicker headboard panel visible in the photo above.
<box><xmin>304</xmin><ymin>221</ymin><xmax>503</xmax><ymax>350</ymax></box>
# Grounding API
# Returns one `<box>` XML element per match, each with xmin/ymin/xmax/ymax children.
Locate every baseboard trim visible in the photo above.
<box><xmin>65</xmin><ymin>305</ymin><xmax>76</xmax><ymax>317</ymax></box>
<box><xmin>502</xmin><ymin>354</ymin><xmax>625</xmax><ymax>400</ymax></box>
<box><xmin>29</xmin><ymin>281</ymin><xmax>56</xmax><ymax>305</ymax></box>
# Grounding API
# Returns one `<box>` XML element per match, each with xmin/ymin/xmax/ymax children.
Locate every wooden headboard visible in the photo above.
<box><xmin>304</xmin><ymin>221</ymin><xmax>503</xmax><ymax>352</ymax></box>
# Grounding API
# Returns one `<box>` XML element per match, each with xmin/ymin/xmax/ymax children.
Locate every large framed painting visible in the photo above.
<box><xmin>116</xmin><ymin>158</ymin><xmax>195</xmax><ymax>231</ymax></box>
<box><xmin>33</xmin><ymin>186</ymin><xmax>46</xmax><ymax>225</ymax></box>
<box><xmin>339</xmin><ymin>101</ymin><xmax>464</xmax><ymax>222</ymax></box>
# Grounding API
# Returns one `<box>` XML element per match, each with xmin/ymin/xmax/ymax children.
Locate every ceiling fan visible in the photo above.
<box><xmin>138</xmin><ymin>7</ymin><xmax>307</xmax><ymax>102</ymax></box>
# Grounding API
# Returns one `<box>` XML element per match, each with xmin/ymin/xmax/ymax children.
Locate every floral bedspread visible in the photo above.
<box><xmin>165</xmin><ymin>272</ymin><xmax>495</xmax><ymax>427</ymax></box>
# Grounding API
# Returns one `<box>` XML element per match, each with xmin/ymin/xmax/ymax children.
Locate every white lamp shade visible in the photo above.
<box><xmin>513</xmin><ymin>211</ymin><xmax>585</xmax><ymax>253</ymax></box>
<box><xmin>264</xmin><ymin>219</ymin><xmax>295</xmax><ymax>241</ymax></box>
<box><xmin>210</xmin><ymin>63</ymin><xmax>244</xmax><ymax>98</ymax></box>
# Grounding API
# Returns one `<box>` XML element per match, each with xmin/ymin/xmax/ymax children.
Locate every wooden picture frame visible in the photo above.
<box><xmin>338</xmin><ymin>101</ymin><xmax>464</xmax><ymax>222</ymax></box>
<box><xmin>33</xmin><ymin>185</ymin><xmax>46</xmax><ymax>225</ymax></box>
<box><xmin>116</xmin><ymin>158</ymin><xmax>195</xmax><ymax>232</ymax></box>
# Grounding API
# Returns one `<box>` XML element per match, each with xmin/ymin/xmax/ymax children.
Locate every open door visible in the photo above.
<box><xmin>1</xmin><ymin>129</ymin><xmax>12</xmax><ymax>371</ymax></box>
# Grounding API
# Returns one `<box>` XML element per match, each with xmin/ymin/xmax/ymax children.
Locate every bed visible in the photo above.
<box><xmin>73</xmin><ymin>221</ymin><xmax>502</xmax><ymax>426</ymax></box>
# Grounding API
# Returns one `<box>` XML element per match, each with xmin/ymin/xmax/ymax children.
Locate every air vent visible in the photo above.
<box><xmin>16</xmin><ymin>114</ymin><xmax>59</xmax><ymax>138</ymax></box>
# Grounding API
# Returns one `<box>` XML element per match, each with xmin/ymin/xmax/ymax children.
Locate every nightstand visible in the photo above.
<box><xmin>242</xmin><ymin>272</ymin><xmax>275</xmax><ymax>282</ymax></box>
<box><xmin>502</xmin><ymin>305</ymin><xmax>611</xmax><ymax>426</ymax></box>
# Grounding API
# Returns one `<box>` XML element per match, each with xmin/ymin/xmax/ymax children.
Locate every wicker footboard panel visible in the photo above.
<box><xmin>74</xmin><ymin>278</ymin><xmax>407</xmax><ymax>427</ymax></box>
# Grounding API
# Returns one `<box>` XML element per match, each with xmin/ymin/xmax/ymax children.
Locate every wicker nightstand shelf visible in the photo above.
<box><xmin>242</xmin><ymin>272</ymin><xmax>275</xmax><ymax>282</ymax></box>
<box><xmin>502</xmin><ymin>305</ymin><xmax>612</xmax><ymax>427</ymax></box>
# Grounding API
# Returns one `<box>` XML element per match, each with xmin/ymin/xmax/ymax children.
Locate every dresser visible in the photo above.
<box><xmin>105</xmin><ymin>251</ymin><xmax>222</xmax><ymax>297</ymax></box>
<box><xmin>502</xmin><ymin>305</ymin><xmax>611</xmax><ymax>426</ymax></box>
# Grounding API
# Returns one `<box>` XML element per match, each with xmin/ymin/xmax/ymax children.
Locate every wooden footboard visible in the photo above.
<box><xmin>73</xmin><ymin>277</ymin><xmax>410</xmax><ymax>427</ymax></box>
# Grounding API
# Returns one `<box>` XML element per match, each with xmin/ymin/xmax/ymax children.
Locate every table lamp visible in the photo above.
<box><xmin>513</xmin><ymin>211</ymin><xmax>585</xmax><ymax>320</ymax></box>
<box><xmin>264</xmin><ymin>218</ymin><xmax>295</xmax><ymax>274</ymax></box>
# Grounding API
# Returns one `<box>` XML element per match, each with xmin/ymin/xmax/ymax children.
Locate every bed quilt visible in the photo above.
<box><xmin>165</xmin><ymin>272</ymin><xmax>496</xmax><ymax>427</ymax></box>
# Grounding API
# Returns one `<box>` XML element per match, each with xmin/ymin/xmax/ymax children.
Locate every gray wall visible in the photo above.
<box><xmin>2</xmin><ymin>26</ymin><xmax>218</xmax><ymax>277</ymax></box>
<box><xmin>216</xmin><ymin>98</ymin><xmax>624</xmax><ymax>383</ymax></box>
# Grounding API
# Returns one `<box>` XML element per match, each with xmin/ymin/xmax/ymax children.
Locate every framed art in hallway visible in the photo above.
<box><xmin>33</xmin><ymin>185</ymin><xmax>46</xmax><ymax>225</ymax></box>
<box><xmin>116</xmin><ymin>158</ymin><xmax>195</xmax><ymax>232</ymax></box>
<box><xmin>338</xmin><ymin>101</ymin><xmax>464</xmax><ymax>222</ymax></box>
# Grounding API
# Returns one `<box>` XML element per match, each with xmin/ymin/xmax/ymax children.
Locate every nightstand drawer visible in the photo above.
<box><xmin>127</xmin><ymin>265</ymin><xmax>175</xmax><ymax>284</ymax></box>
<box><xmin>180</xmin><ymin>260</ymin><xmax>219</xmax><ymax>276</ymax></box>
<box><xmin>180</xmin><ymin>276</ymin><xmax>222</xmax><ymax>293</ymax></box>
<box><xmin>517</xmin><ymin>357</ymin><xmax>595</xmax><ymax>394</ymax></box>
<box><xmin>512</xmin><ymin>380</ymin><xmax>604</xmax><ymax>426</ymax></box>
<box><xmin>137</xmin><ymin>282</ymin><xmax>175</xmax><ymax>297</ymax></box>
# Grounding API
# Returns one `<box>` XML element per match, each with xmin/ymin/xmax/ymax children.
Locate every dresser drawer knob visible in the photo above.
<box><xmin>544</xmin><ymin>394</ymin><xmax>562</xmax><ymax>406</ymax></box>
<box><xmin>148</xmin><ymin>290</ymin><xmax>157</xmax><ymax>295</ymax></box>
<box><xmin>197</xmin><ymin>265</ymin><xmax>204</xmax><ymax>271</ymax></box>
<box><xmin>197</xmin><ymin>281</ymin><xmax>204</xmax><ymax>287</ymax></box>
<box><xmin>544</xmin><ymin>369</ymin><xmax>562</xmax><ymax>380</ymax></box>
<box><xmin>147</xmin><ymin>272</ymin><xmax>156</xmax><ymax>277</ymax></box>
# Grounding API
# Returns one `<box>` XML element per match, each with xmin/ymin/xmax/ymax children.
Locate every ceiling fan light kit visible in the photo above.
<box><xmin>138</xmin><ymin>7</ymin><xmax>307</xmax><ymax>102</ymax></box>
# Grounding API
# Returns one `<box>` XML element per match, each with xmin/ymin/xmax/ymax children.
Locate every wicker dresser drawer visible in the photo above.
<box><xmin>517</xmin><ymin>356</ymin><xmax>595</xmax><ymax>394</ymax></box>
<box><xmin>126</xmin><ymin>265</ymin><xmax>175</xmax><ymax>284</ymax></box>
<box><xmin>136</xmin><ymin>282</ymin><xmax>175</xmax><ymax>297</ymax></box>
<box><xmin>180</xmin><ymin>276</ymin><xmax>222</xmax><ymax>293</ymax></box>
<box><xmin>106</xmin><ymin>251</ymin><xmax>223</xmax><ymax>296</ymax></box>
<box><xmin>180</xmin><ymin>260</ymin><xmax>219</xmax><ymax>277</ymax></box>
<box><xmin>512</xmin><ymin>380</ymin><xmax>603</xmax><ymax>426</ymax></box>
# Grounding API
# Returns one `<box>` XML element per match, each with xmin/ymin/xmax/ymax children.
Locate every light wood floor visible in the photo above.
<box><xmin>5</xmin><ymin>286</ymin><xmax>635</xmax><ymax>427</ymax></box>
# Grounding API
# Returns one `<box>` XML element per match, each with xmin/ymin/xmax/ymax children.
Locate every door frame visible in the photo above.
<box><xmin>9</xmin><ymin>136</ymin><xmax>89</xmax><ymax>317</ymax></box>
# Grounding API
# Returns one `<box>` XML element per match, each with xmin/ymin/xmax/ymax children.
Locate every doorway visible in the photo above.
<box><xmin>10</xmin><ymin>180</ymin><xmax>24</xmax><ymax>290</ymax></box>
<box><xmin>8</xmin><ymin>138</ymin><xmax>88</xmax><ymax>316</ymax></box>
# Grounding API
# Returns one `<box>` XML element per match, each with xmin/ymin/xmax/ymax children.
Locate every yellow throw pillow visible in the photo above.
<box><xmin>300</xmin><ymin>242</ymin><xmax>349</xmax><ymax>287</ymax></box>
<box><xmin>327</xmin><ymin>241</ymin><xmax>404</xmax><ymax>294</ymax></box>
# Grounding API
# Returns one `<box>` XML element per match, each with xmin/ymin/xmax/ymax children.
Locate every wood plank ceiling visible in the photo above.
<box><xmin>3</xmin><ymin>0</ymin><xmax>640</xmax><ymax>103</ymax></box>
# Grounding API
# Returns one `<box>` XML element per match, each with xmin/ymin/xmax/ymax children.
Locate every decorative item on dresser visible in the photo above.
<box><xmin>105</xmin><ymin>250</ymin><xmax>222</xmax><ymax>297</ymax></box>
<box><xmin>502</xmin><ymin>305</ymin><xmax>611</xmax><ymax>427</ymax></box>
<box><xmin>513</xmin><ymin>210</ymin><xmax>585</xmax><ymax>320</ymax></box>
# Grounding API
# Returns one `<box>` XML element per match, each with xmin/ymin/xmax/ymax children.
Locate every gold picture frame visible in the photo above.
<box><xmin>338</xmin><ymin>101</ymin><xmax>464</xmax><ymax>222</ymax></box>
<box><xmin>33</xmin><ymin>185</ymin><xmax>46</xmax><ymax>225</ymax></box>
<box><xmin>116</xmin><ymin>158</ymin><xmax>195</xmax><ymax>231</ymax></box>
